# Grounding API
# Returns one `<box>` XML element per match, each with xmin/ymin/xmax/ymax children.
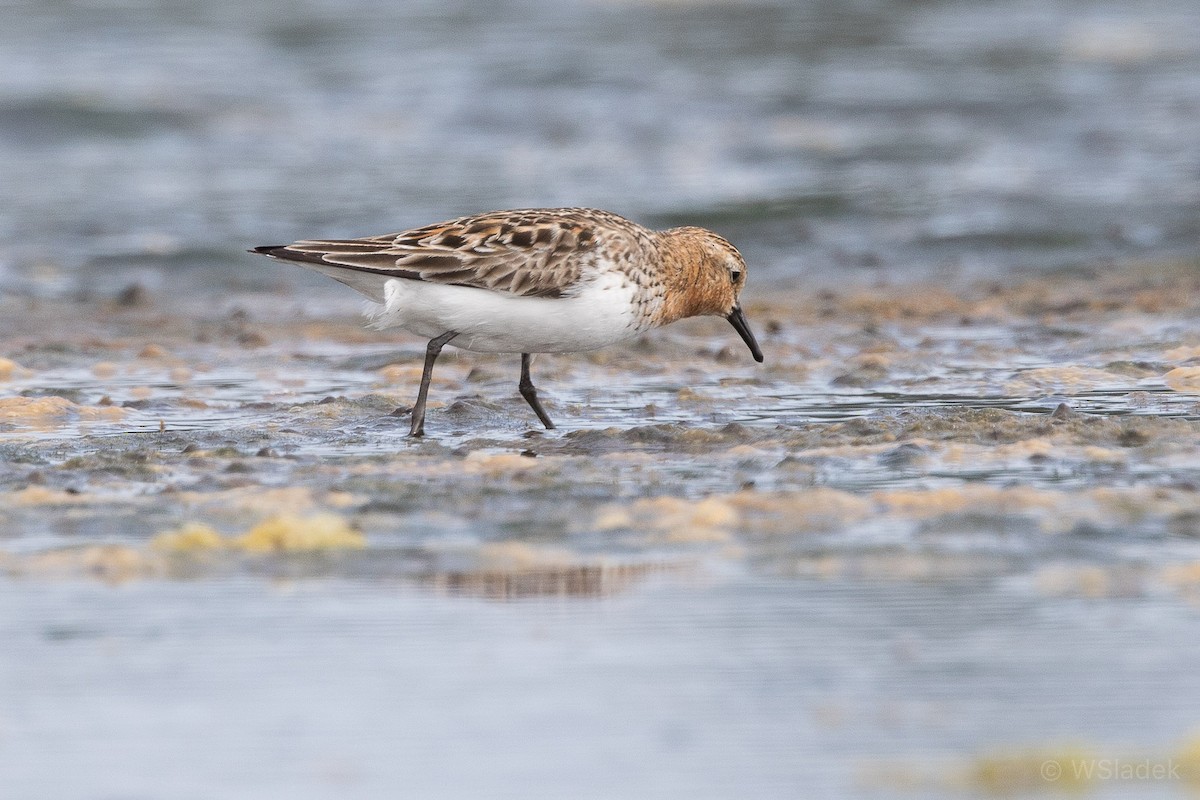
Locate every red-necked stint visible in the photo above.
<box><xmin>252</xmin><ymin>207</ymin><xmax>763</xmax><ymax>436</ymax></box>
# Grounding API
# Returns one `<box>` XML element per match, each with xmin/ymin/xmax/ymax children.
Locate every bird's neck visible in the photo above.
<box><xmin>654</xmin><ymin>231</ymin><xmax>722</xmax><ymax>325</ymax></box>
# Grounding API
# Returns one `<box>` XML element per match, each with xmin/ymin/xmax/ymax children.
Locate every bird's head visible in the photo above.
<box><xmin>659</xmin><ymin>226</ymin><xmax>763</xmax><ymax>363</ymax></box>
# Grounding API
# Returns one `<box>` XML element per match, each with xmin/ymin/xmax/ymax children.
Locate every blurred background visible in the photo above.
<box><xmin>1</xmin><ymin>0</ymin><xmax>1198</xmax><ymax>299</ymax></box>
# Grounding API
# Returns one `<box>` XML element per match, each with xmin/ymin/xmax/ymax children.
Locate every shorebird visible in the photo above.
<box><xmin>252</xmin><ymin>207</ymin><xmax>763</xmax><ymax>435</ymax></box>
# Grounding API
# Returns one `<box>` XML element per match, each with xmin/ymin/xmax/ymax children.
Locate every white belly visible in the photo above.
<box><xmin>368</xmin><ymin>271</ymin><xmax>647</xmax><ymax>354</ymax></box>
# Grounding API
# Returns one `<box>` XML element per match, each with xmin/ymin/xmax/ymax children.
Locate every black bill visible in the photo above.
<box><xmin>725</xmin><ymin>305</ymin><xmax>764</xmax><ymax>363</ymax></box>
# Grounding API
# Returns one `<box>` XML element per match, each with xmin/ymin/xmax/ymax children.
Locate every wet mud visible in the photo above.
<box><xmin>4</xmin><ymin>260</ymin><xmax>1200</xmax><ymax>594</ymax></box>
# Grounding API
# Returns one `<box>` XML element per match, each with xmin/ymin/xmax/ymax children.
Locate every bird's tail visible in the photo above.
<box><xmin>249</xmin><ymin>245</ymin><xmax>394</xmax><ymax>303</ymax></box>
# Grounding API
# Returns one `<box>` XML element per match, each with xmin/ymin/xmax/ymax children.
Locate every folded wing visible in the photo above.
<box><xmin>252</xmin><ymin>208</ymin><xmax>637</xmax><ymax>303</ymax></box>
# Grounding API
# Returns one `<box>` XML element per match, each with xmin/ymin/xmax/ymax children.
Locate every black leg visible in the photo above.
<box><xmin>519</xmin><ymin>353</ymin><xmax>556</xmax><ymax>430</ymax></box>
<box><xmin>410</xmin><ymin>331</ymin><xmax>458</xmax><ymax>437</ymax></box>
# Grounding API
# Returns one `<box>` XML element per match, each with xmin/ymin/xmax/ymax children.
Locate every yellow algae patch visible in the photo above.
<box><xmin>0</xmin><ymin>358</ymin><xmax>32</xmax><ymax>380</ymax></box>
<box><xmin>1163</xmin><ymin>344</ymin><xmax>1200</xmax><ymax>362</ymax></box>
<box><xmin>6</xmin><ymin>516</ymin><xmax>366</xmax><ymax>583</ymax></box>
<box><xmin>91</xmin><ymin>361</ymin><xmax>119</xmax><ymax>379</ymax></box>
<box><xmin>940</xmin><ymin>443</ymin><xmax>977</xmax><ymax>465</ymax></box>
<box><xmin>153</xmin><ymin>515</ymin><xmax>365</xmax><ymax>555</ymax></box>
<box><xmin>725</xmin><ymin>444</ymin><xmax>767</xmax><ymax>459</ymax></box>
<box><xmin>0</xmin><ymin>396</ymin><xmax>77</xmax><ymax>420</ymax></box>
<box><xmin>773</xmin><ymin>442</ymin><xmax>899</xmax><ymax>461</ymax></box>
<box><xmin>967</xmin><ymin>297</ymin><xmax>1011</xmax><ymax>322</ymax></box>
<box><xmin>595</xmin><ymin>496</ymin><xmax>739</xmax><ymax>542</ymax></box>
<box><xmin>1176</xmin><ymin>735</ymin><xmax>1200</xmax><ymax>785</ymax></box>
<box><xmin>1086</xmin><ymin>487</ymin><xmax>1159</xmax><ymax>523</ymax></box>
<box><xmin>849</xmin><ymin>352</ymin><xmax>892</xmax><ymax>369</ymax></box>
<box><xmin>594</xmin><ymin>508</ymin><xmax>635</xmax><ymax>530</ymax></box>
<box><xmin>963</xmin><ymin>746</ymin><xmax>1095</xmax><ymax>794</ymax></box>
<box><xmin>295</xmin><ymin>320</ymin><xmax>379</xmax><ymax>344</ymax></box>
<box><xmin>0</xmin><ymin>396</ymin><xmax>124</xmax><ymax>424</ymax></box>
<box><xmin>792</xmin><ymin>551</ymin><xmax>1010</xmax><ymax>582</ymax></box>
<box><xmin>1006</xmin><ymin>366</ymin><xmax>1121</xmax><ymax>392</ymax></box>
<box><xmin>1064</xmin><ymin>18</ymin><xmax>1174</xmax><ymax>65</ymax></box>
<box><xmin>1160</xmin><ymin>563</ymin><xmax>1200</xmax><ymax>605</ymax></box>
<box><xmin>235</xmin><ymin>514</ymin><xmax>365</xmax><ymax>553</ymax></box>
<box><xmin>176</xmin><ymin>486</ymin><xmax>323</xmax><ymax>515</ymax></box>
<box><xmin>376</xmin><ymin>363</ymin><xmax>467</xmax><ymax>387</ymax></box>
<box><xmin>4</xmin><ymin>514</ymin><xmax>369</xmax><ymax>583</ymax></box>
<box><xmin>150</xmin><ymin>522</ymin><xmax>225</xmax><ymax>552</ymax></box>
<box><xmin>1164</xmin><ymin>367</ymin><xmax>1200</xmax><ymax>391</ymax></box>
<box><xmin>675</xmin><ymin>386</ymin><xmax>710</xmax><ymax>404</ymax></box>
<box><xmin>1162</xmin><ymin>562</ymin><xmax>1200</xmax><ymax>590</ymax></box>
<box><xmin>1087</xmin><ymin>487</ymin><xmax>1200</xmax><ymax>526</ymax></box>
<box><xmin>942</xmin><ymin>441</ymin><xmax>1129</xmax><ymax>468</ymax></box>
<box><xmin>844</xmin><ymin>287</ymin><xmax>965</xmax><ymax>319</ymax></box>
<box><xmin>1033</xmin><ymin>552</ymin><xmax>1200</xmax><ymax>601</ymax></box>
<box><xmin>874</xmin><ymin>486</ymin><xmax>1061</xmax><ymax>519</ymax></box>
<box><xmin>7</xmin><ymin>487</ymin><xmax>113</xmax><ymax>506</ymax></box>
<box><xmin>14</xmin><ymin>545</ymin><xmax>158</xmax><ymax>585</ymax></box>
<box><xmin>137</xmin><ymin>343</ymin><xmax>171</xmax><ymax>359</ymax></box>
<box><xmin>82</xmin><ymin>406</ymin><xmax>124</xmax><ymax>421</ymax></box>
<box><xmin>1035</xmin><ymin>565</ymin><xmax>1134</xmax><ymax>599</ymax></box>
<box><xmin>67</xmin><ymin>545</ymin><xmax>154</xmax><ymax>584</ymax></box>
<box><xmin>728</xmin><ymin>488</ymin><xmax>873</xmax><ymax>533</ymax></box>
<box><xmin>376</xmin><ymin>363</ymin><xmax>418</xmax><ymax>383</ymax></box>
<box><xmin>293</xmin><ymin>400</ymin><xmax>348</xmax><ymax>419</ymax></box>
<box><xmin>324</xmin><ymin>491</ymin><xmax>359</xmax><ymax>509</ymax></box>
<box><xmin>463</xmin><ymin>451</ymin><xmax>543</xmax><ymax>475</ymax></box>
<box><xmin>868</xmin><ymin>733</ymin><xmax>1200</xmax><ymax>795</ymax></box>
<box><xmin>1081</xmin><ymin>445</ymin><xmax>1126</xmax><ymax>463</ymax></box>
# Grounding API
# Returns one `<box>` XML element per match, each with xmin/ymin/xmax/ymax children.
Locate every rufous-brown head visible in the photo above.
<box><xmin>658</xmin><ymin>226</ymin><xmax>764</xmax><ymax>363</ymax></box>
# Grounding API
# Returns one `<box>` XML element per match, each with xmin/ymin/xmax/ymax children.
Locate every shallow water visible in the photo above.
<box><xmin>5</xmin><ymin>577</ymin><xmax>1200</xmax><ymax>799</ymax></box>
<box><xmin>4</xmin><ymin>0</ymin><xmax>1200</xmax><ymax>797</ymax></box>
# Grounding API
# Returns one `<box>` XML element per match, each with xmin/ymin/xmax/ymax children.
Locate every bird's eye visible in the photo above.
<box><xmin>730</xmin><ymin>270</ymin><xmax>741</xmax><ymax>284</ymax></box>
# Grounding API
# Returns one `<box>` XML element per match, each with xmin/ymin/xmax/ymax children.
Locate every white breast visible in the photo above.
<box><xmin>368</xmin><ymin>270</ymin><xmax>648</xmax><ymax>354</ymax></box>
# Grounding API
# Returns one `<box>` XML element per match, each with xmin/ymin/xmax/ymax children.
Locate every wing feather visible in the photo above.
<box><xmin>256</xmin><ymin>208</ymin><xmax>645</xmax><ymax>299</ymax></box>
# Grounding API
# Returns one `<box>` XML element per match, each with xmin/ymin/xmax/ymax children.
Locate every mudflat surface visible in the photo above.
<box><xmin>4</xmin><ymin>263</ymin><xmax>1200</xmax><ymax>798</ymax></box>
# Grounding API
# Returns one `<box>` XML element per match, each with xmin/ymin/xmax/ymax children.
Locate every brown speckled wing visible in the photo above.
<box><xmin>264</xmin><ymin>208</ymin><xmax>646</xmax><ymax>298</ymax></box>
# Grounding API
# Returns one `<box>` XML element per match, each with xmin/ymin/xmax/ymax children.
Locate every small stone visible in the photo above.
<box><xmin>115</xmin><ymin>283</ymin><xmax>149</xmax><ymax>307</ymax></box>
<box><xmin>237</xmin><ymin>331</ymin><xmax>268</xmax><ymax>348</ymax></box>
<box><xmin>1050</xmin><ymin>402</ymin><xmax>1074</xmax><ymax>419</ymax></box>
